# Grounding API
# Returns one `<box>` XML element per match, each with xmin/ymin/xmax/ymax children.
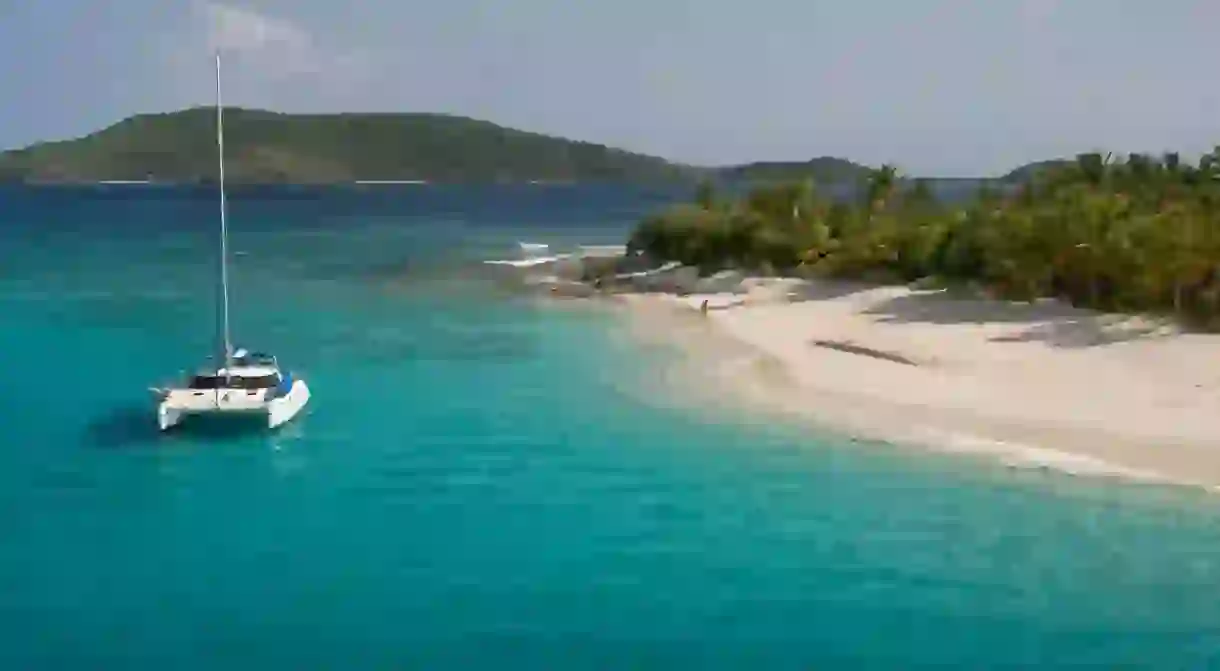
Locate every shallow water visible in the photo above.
<box><xmin>3</xmin><ymin>185</ymin><xmax>1220</xmax><ymax>668</ymax></box>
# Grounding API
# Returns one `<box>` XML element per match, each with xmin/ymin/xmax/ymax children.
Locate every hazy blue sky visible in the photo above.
<box><xmin>1</xmin><ymin>0</ymin><xmax>1216</xmax><ymax>175</ymax></box>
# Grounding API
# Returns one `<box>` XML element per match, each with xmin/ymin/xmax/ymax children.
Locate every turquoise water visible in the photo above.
<box><xmin>4</xmin><ymin>185</ymin><xmax>1220</xmax><ymax>668</ymax></box>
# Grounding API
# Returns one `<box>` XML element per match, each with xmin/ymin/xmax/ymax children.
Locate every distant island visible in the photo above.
<box><xmin>0</xmin><ymin>108</ymin><xmax>696</xmax><ymax>184</ymax></box>
<box><xmin>712</xmin><ymin>157</ymin><xmax>872</xmax><ymax>184</ymax></box>
<box><xmin>0</xmin><ymin>107</ymin><xmax>1073</xmax><ymax>185</ymax></box>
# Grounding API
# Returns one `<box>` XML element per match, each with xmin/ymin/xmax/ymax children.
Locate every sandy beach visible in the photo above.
<box><xmin>618</xmin><ymin>279</ymin><xmax>1220</xmax><ymax>489</ymax></box>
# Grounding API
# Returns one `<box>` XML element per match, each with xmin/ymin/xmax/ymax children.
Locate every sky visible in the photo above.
<box><xmin>0</xmin><ymin>0</ymin><xmax>1216</xmax><ymax>176</ymax></box>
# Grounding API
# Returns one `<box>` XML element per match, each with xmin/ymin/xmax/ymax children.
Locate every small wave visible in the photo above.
<box><xmin>901</xmin><ymin>426</ymin><xmax>1174</xmax><ymax>484</ymax></box>
<box><xmin>482</xmin><ymin>240</ymin><xmax>572</xmax><ymax>268</ymax></box>
<box><xmin>483</xmin><ymin>255</ymin><xmax>570</xmax><ymax>268</ymax></box>
<box><xmin>482</xmin><ymin>240</ymin><xmax>626</xmax><ymax>268</ymax></box>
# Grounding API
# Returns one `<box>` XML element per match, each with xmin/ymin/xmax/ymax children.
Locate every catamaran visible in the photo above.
<box><xmin>152</xmin><ymin>54</ymin><xmax>311</xmax><ymax>432</ymax></box>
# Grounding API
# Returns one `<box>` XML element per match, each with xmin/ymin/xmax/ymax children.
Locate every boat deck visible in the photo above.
<box><xmin>160</xmin><ymin>387</ymin><xmax>273</xmax><ymax>413</ymax></box>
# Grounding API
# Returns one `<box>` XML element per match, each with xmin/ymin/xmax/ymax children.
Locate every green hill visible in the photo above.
<box><xmin>999</xmin><ymin>159</ymin><xmax>1072</xmax><ymax>183</ymax></box>
<box><xmin>0</xmin><ymin>108</ymin><xmax>700</xmax><ymax>184</ymax></box>
<box><xmin>0</xmin><ymin>108</ymin><xmax>1104</xmax><ymax>187</ymax></box>
<box><xmin>714</xmin><ymin>157</ymin><xmax>871</xmax><ymax>183</ymax></box>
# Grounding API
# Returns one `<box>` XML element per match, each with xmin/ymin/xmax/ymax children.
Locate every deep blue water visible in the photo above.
<box><xmin>4</xmin><ymin>184</ymin><xmax>1220</xmax><ymax>669</ymax></box>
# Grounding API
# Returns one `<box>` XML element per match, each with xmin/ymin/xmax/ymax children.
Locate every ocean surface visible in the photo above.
<box><xmin>3</xmin><ymin>184</ymin><xmax>1220</xmax><ymax>668</ymax></box>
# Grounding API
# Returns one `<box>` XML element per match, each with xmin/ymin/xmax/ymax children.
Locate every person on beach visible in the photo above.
<box><xmin>701</xmin><ymin>299</ymin><xmax>709</xmax><ymax>316</ymax></box>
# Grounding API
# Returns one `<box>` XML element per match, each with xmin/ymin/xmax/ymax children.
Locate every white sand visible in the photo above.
<box><xmin>618</xmin><ymin>279</ymin><xmax>1220</xmax><ymax>489</ymax></box>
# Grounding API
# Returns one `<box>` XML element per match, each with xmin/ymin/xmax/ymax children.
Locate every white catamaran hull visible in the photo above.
<box><xmin>151</xmin><ymin>55</ymin><xmax>314</xmax><ymax>434</ymax></box>
<box><xmin>157</xmin><ymin>379</ymin><xmax>311</xmax><ymax>431</ymax></box>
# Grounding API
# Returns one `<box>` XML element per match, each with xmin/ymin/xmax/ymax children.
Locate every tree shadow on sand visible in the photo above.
<box><xmin>861</xmin><ymin>289</ymin><xmax>1176</xmax><ymax>349</ymax></box>
<box><xmin>783</xmin><ymin>278</ymin><xmax>877</xmax><ymax>304</ymax></box>
<box><xmin>988</xmin><ymin>317</ymin><xmax>1176</xmax><ymax>348</ymax></box>
<box><xmin>863</xmin><ymin>290</ymin><xmax>1080</xmax><ymax>324</ymax></box>
<box><xmin>810</xmin><ymin>339</ymin><xmax>920</xmax><ymax>366</ymax></box>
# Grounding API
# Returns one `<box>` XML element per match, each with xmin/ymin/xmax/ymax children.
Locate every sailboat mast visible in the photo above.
<box><xmin>215</xmin><ymin>53</ymin><xmax>233</xmax><ymax>369</ymax></box>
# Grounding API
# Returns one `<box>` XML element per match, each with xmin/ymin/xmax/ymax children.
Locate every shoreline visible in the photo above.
<box><xmin>607</xmin><ymin>279</ymin><xmax>1220</xmax><ymax>492</ymax></box>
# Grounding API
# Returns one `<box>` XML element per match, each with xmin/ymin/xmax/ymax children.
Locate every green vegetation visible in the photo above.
<box><xmin>628</xmin><ymin>150</ymin><xmax>1220</xmax><ymax>327</ymax></box>
<box><xmin>0</xmin><ymin>108</ymin><xmax>697</xmax><ymax>183</ymax></box>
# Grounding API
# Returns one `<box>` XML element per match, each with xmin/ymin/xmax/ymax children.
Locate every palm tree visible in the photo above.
<box><xmin>1076</xmin><ymin>152</ymin><xmax>1107</xmax><ymax>187</ymax></box>
<box><xmin>864</xmin><ymin>164</ymin><xmax>899</xmax><ymax>213</ymax></box>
